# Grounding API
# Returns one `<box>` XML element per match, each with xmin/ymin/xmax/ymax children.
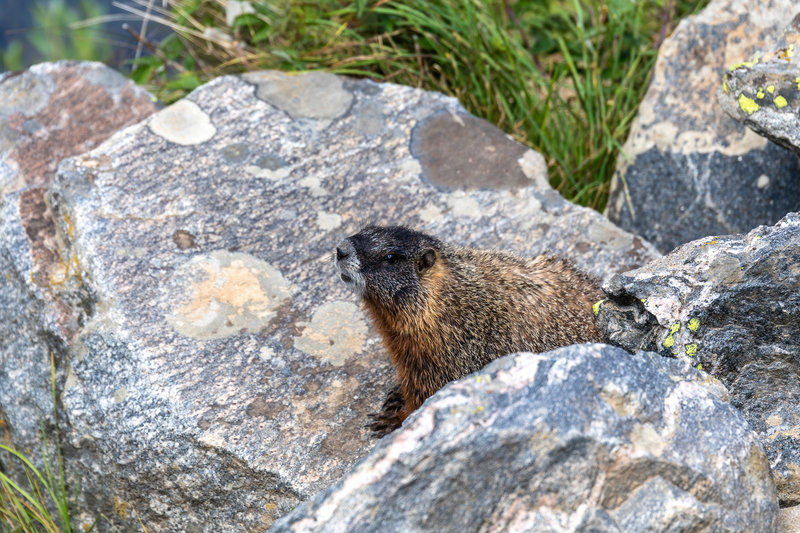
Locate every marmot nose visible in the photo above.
<box><xmin>335</xmin><ymin>240</ymin><xmax>354</xmax><ymax>261</ymax></box>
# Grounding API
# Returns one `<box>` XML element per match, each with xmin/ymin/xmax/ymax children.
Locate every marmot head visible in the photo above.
<box><xmin>335</xmin><ymin>226</ymin><xmax>441</xmax><ymax>309</ymax></box>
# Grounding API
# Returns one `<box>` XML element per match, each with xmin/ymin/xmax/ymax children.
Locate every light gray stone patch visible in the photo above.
<box><xmin>149</xmin><ymin>99</ymin><xmax>217</xmax><ymax>145</ymax></box>
<box><xmin>82</xmin><ymin>62</ymin><xmax>129</xmax><ymax>93</ymax></box>
<box><xmin>165</xmin><ymin>250</ymin><xmax>293</xmax><ymax>339</ymax></box>
<box><xmin>354</xmin><ymin>99</ymin><xmax>384</xmax><ymax>136</ymax></box>
<box><xmin>315</xmin><ymin>211</ymin><xmax>342</xmax><ymax>230</ymax></box>
<box><xmin>293</xmin><ymin>301</ymin><xmax>367</xmax><ymax>366</ymax></box>
<box><xmin>255</xmin><ymin>152</ymin><xmax>288</xmax><ymax>170</ymax></box>
<box><xmin>242</xmin><ymin>70</ymin><xmax>353</xmax><ymax>121</ymax></box>
<box><xmin>220</xmin><ymin>142</ymin><xmax>251</xmax><ymax>163</ymax></box>
<box><xmin>517</xmin><ymin>148</ymin><xmax>549</xmax><ymax>189</ymax></box>
<box><xmin>0</xmin><ymin>67</ymin><xmax>55</xmax><ymax>117</ymax></box>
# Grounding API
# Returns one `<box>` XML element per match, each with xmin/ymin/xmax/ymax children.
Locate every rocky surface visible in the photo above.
<box><xmin>271</xmin><ymin>344</ymin><xmax>778</xmax><ymax>533</ymax></box>
<box><xmin>719</xmin><ymin>13</ymin><xmax>800</xmax><ymax>156</ymax></box>
<box><xmin>605</xmin><ymin>0</ymin><xmax>800</xmax><ymax>253</ymax></box>
<box><xmin>780</xmin><ymin>505</ymin><xmax>800</xmax><ymax>532</ymax></box>
<box><xmin>0</xmin><ymin>61</ymin><xmax>156</xmax><ymax>528</ymax></box>
<box><xmin>597</xmin><ymin>213</ymin><xmax>800</xmax><ymax>506</ymax></box>
<box><xmin>0</xmin><ymin>66</ymin><xmax>661</xmax><ymax>531</ymax></box>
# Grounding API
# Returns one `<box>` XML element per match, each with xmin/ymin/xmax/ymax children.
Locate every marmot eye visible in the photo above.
<box><xmin>384</xmin><ymin>253</ymin><xmax>401</xmax><ymax>264</ymax></box>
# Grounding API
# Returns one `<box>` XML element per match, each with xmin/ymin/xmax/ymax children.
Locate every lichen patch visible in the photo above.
<box><xmin>167</xmin><ymin>251</ymin><xmax>292</xmax><ymax>339</ymax></box>
<box><xmin>293</xmin><ymin>301</ymin><xmax>367</xmax><ymax>366</ymax></box>
<box><xmin>316</xmin><ymin>211</ymin><xmax>342</xmax><ymax>230</ymax></box>
<box><xmin>149</xmin><ymin>99</ymin><xmax>216</xmax><ymax>145</ymax></box>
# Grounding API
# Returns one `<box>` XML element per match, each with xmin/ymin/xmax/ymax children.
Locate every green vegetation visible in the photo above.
<box><xmin>1</xmin><ymin>0</ymin><xmax>111</xmax><ymax>71</ymax></box>
<box><xmin>124</xmin><ymin>0</ymin><xmax>709</xmax><ymax>209</ymax></box>
<box><xmin>0</xmin><ymin>354</ymin><xmax>91</xmax><ymax>533</ymax></box>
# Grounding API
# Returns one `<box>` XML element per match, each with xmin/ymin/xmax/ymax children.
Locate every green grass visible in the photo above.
<box><xmin>1</xmin><ymin>0</ymin><xmax>111</xmax><ymax>71</ymax></box>
<box><xmin>123</xmin><ymin>0</ymin><xmax>709</xmax><ymax>210</ymax></box>
<box><xmin>0</xmin><ymin>353</ymin><xmax>91</xmax><ymax>533</ymax></box>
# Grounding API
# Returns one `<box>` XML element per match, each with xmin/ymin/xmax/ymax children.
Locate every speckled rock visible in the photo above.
<box><xmin>780</xmin><ymin>505</ymin><xmax>800</xmax><ymax>532</ymax></box>
<box><xmin>271</xmin><ymin>344</ymin><xmax>778</xmax><ymax>533</ymax></box>
<box><xmin>606</xmin><ymin>0</ymin><xmax>800</xmax><ymax>253</ymax></box>
<box><xmin>596</xmin><ymin>212</ymin><xmax>800</xmax><ymax>506</ymax></box>
<box><xmin>0</xmin><ymin>61</ymin><xmax>156</xmax><ymax>529</ymax></box>
<box><xmin>719</xmin><ymin>13</ymin><xmax>800</xmax><ymax>156</ymax></box>
<box><xmin>38</xmin><ymin>70</ymin><xmax>660</xmax><ymax>530</ymax></box>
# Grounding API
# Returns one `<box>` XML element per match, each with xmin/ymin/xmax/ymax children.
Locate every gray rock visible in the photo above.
<box><xmin>271</xmin><ymin>344</ymin><xmax>778</xmax><ymax>533</ymax></box>
<box><xmin>719</xmin><ymin>13</ymin><xmax>800</xmax><ymax>156</ymax></box>
<box><xmin>32</xmin><ymin>70</ymin><xmax>659</xmax><ymax>530</ymax></box>
<box><xmin>779</xmin><ymin>505</ymin><xmax>800</xmax><ymax>532</ymax></box>
<box><xmin>596</xmin><ymin>212</ymin><xmax>800</xmax><ymax>506</ymax></box>
<box><xmin>605</xmin><ymin>0</ymin><xmax>800</xmax><ymax>253</ymax></box>
<box><xmin>0</xmin><ymin>61</ymin><xmax>156</xmax><ymax>529</ymax></box>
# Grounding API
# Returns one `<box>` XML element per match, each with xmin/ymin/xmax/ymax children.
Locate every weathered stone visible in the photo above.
<box><xmin>0</xmin><ymin>61</ymin><xmax>156</xmax><ymax>530</ymax></box>
<box><xmin>780</xmin><ymin>505</ymin><xmax>800</xmax><ymax>532</ymax></box>
<box><xmin>32</xmin><ymin>70</ymin><xmax>660</xmax><ymax>530</ymax></box>
<box><xmin>606</xmin><ymin>0</ymin><xmax>800</xmax><ymax>253</ymax></box>
<box><xmin>271</xmin><ymin>344</ymin><xmax>778</xmax><ymax>533</ymax></box>
<box><xmin>597</xmin><ymin>213</ymin><xmax>800</xmax><ymax>506</ymax></box>
<box><xmin>719</xmin><ymin>13</ymin><xmax>800</xmax><ymax>156</ymax></box>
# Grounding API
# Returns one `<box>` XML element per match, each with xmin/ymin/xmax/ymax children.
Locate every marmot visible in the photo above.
<box><xmin>335</xmin><ymin>225</ymin><xmax>603</xmax><ymax>434</ymax></box>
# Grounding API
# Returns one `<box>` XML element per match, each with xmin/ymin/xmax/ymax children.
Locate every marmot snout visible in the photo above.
<box><xmin>335</xmin><ymin>225</ymin><xmax>603</xmax><ymax>434</ymax></box>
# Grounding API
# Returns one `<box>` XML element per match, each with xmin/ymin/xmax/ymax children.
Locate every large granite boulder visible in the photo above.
<box><xmin>597</xmin><ymin>213</ymin><xmax>800</xmax><ymax>506</ymax></box>
<box><xmin>719</xmin><ymin>13</ymin><xmax>800</xmax><ymax>156</ymax></box>
<box><xmin>271</xmin><ymin>344</ymin><xmax>778</xmax><ymax>533</ymax></box>
<box><xmin>0</xmin><ymin>61</ymin><xmax>156</xmax><ymax>526</ymax></box>
<box><xmin>605</xmin><ymin>0</ymin><xmax>800</xmax><ymax>253</ymax></box>
<box><xmin>0</xmin><ymin>66</ymin><xmax>662</xmax><ymax>530</ymax></box>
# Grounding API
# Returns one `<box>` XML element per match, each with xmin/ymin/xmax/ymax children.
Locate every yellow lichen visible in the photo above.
<box><xmin>738</xmin><ymin>94</ymin><xmax>760</xmax><ymax>115</ymax></box>
<box><xmin>687</xmin><ymin>317</ymin><xmax>700</xmax><ymax>333</ymax></box>
<box><xmin>62</xmin><ymin>210</ymin><xmax>76</xmax><ymax>240</ymax></box>
<box><xmin>756</xmin><ymin>89</ymin><xmax>765</xmax><ymax>99</ymax></box>
<box><xmin>669</xmin><ymin>322</ymin><xmax>681</xmax><ymax>335</ymax></box>
<box><xmin>767</xmin><ymin>85</ymin><xmax>775</xmax><ymax>94</ymax></box>
<box><xmin>728</xmin><ymin>61</ymin><xmax>754</xmax><ymax>71</ymax></box>
<box><xmin>113</xmin><ymin>497</ymin><xmax>129</xmax><ymax>519</ymax></box>
<box><xmin>685</xmin><ymin>343</ymin><xmax>698</xmax><ymax>357</ymax></box>
<box><xmin>774</xmin><ymin>95</ymin><xmax>788</xmax><ymax>109</ymax></box>
<box><xmin>593</xmin><ymin>299</ymin><xmax>604</xmax><ymax>316</ymax></box>
<box><xmin>695</xmin><ymin>363</ymin><xmax>704</xmax><ymax>371</ymax></box>
<box><xmin>723</xmin><ymin>80</ymin><xmax>729</xmax><ymax>93</ymax></box>
<box><xmin>662</xmin><ymin>335</ymin><xmax>675</xmax><ymax>349</ymax></box>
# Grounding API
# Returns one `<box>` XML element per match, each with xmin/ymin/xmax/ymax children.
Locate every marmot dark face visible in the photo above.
<box><xmin>335</xmin><ymin>226</ymin><xmax>440</xmax><ymax>313</ymax></box>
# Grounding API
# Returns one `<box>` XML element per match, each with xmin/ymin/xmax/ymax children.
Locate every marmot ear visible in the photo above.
<box><xmin>417</xmin><ymin>249</ymin><xmax>436</xmax><ymax>272</ymax></box>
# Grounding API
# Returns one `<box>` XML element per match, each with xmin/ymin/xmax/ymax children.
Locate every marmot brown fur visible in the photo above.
<box><xmin>335</xmin><ymin>225</ymin><xmax>602</xmax><ymax>434</ymax></box>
